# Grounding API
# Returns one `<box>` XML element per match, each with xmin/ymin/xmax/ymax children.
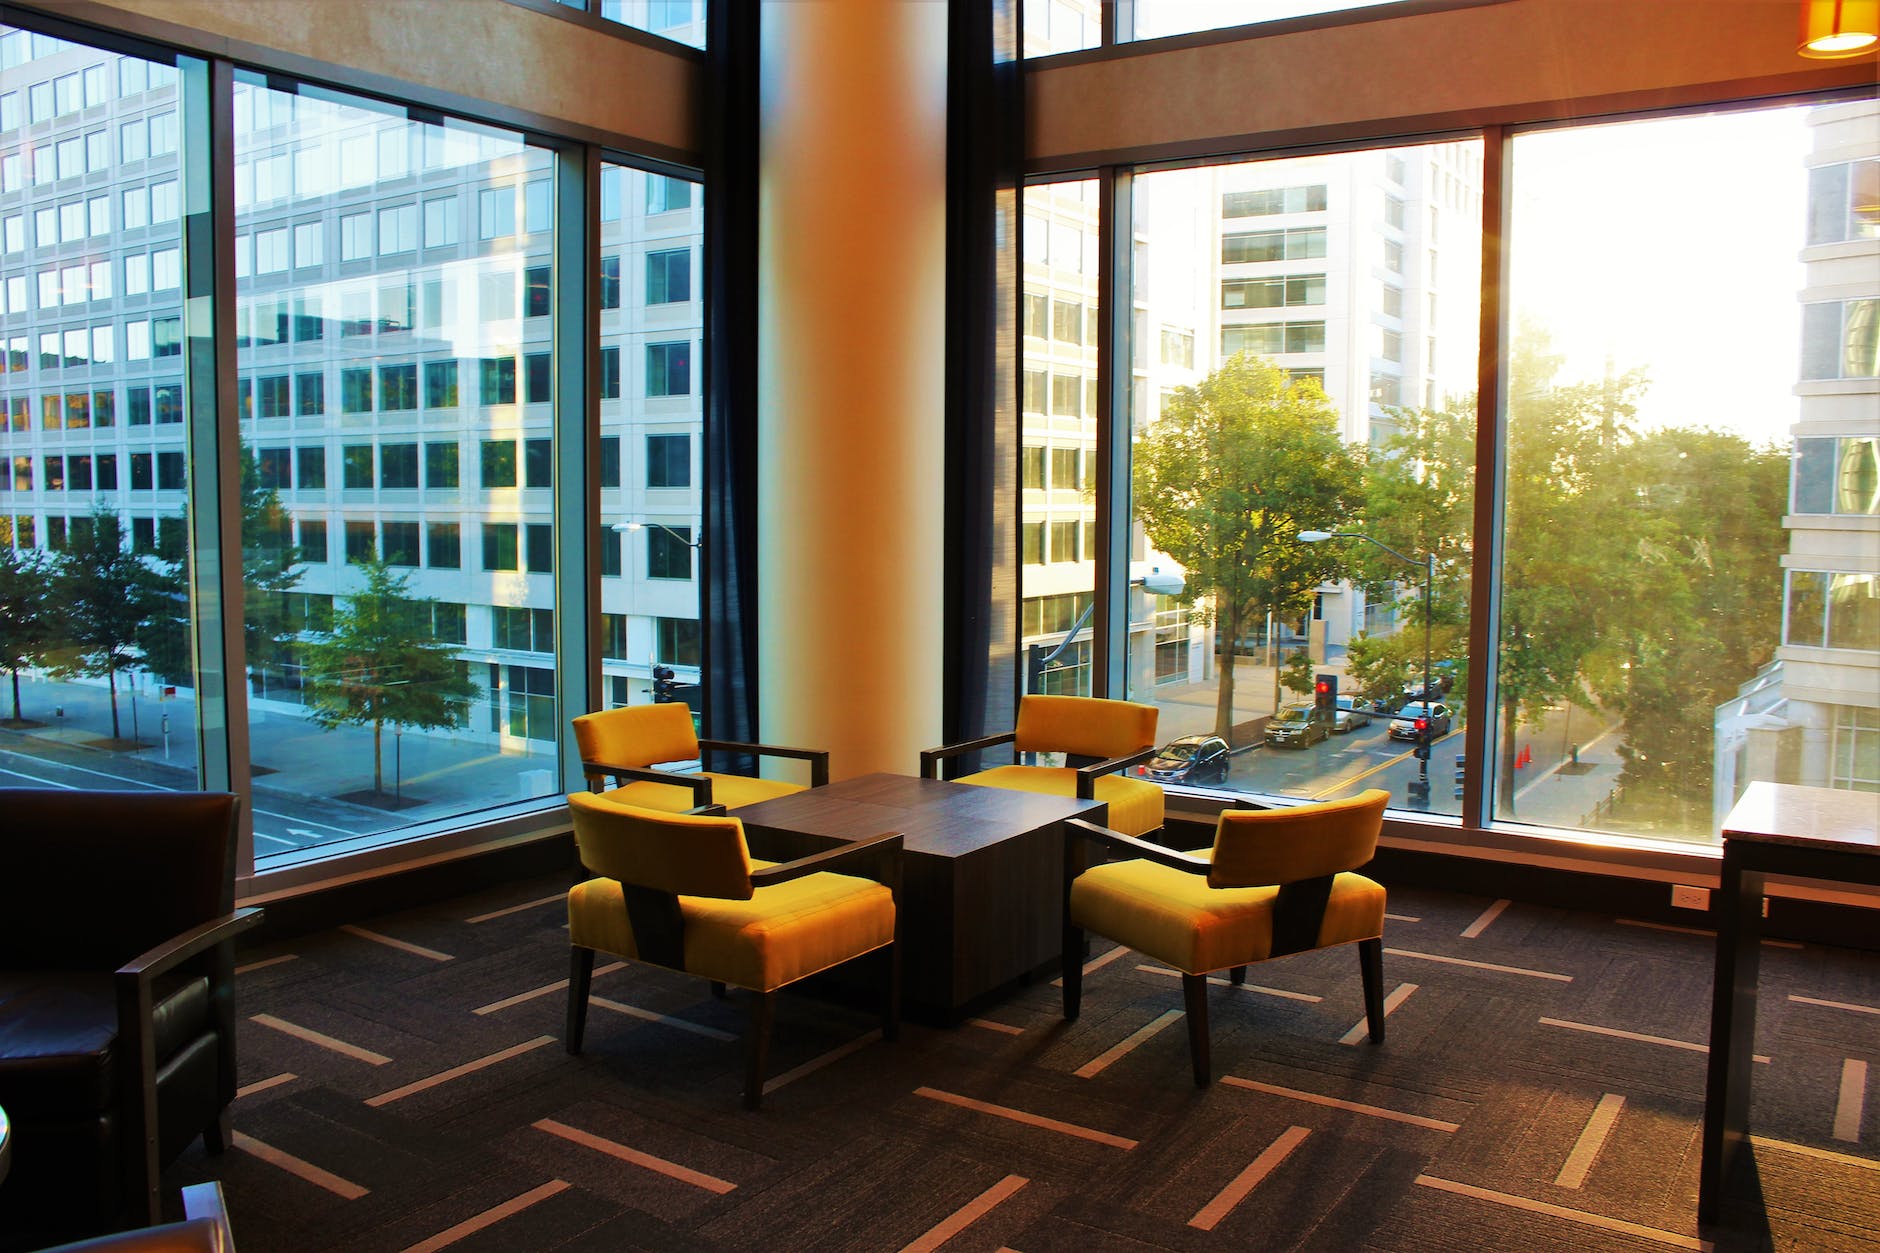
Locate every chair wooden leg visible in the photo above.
<box><xmin>566</xmin><ymin>946</ymin><xmax>595</xmax><ymax>1054</ymax></box>
<box><xmin>1230</xmin><ymin>965</ymin><xmax>1247</xmax><ymax>985</ymax></box>
<box><xmin>710</xmin><ymin>980</ymin><xmax>728</xmax><ymax>1000</ymax></box>
<box><xmin>881</xmin><ymin>943</ymin><xmax>901</xmax><ymax>1043</ymax></box>
<box><xmin>204</xmin><ymin>1107</ymin><xmax>232</xmax><ymax>1155</ymax></box>
<box><xmin>744</xmin><ymin>991</ymin><xmax>775</xmax><ymax>1110</ymax></box>
<box><xmin>1359</xmin><ymin>936</ymin><xmax>1385</xmax><ymax>1045</ymax></box>
<box><xmin>1181</xmin><ymin>973</ymin><xmax>1211</xmax><ymax>1087</ymax></box>
<box><xmin>1062</xmin><ymin>923</ymin><xmax>1084</xmax><ymax>1020</ymax></box>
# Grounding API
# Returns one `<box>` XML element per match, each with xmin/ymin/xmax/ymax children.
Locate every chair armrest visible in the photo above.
<box><xmin>580</xmin><ymin>758</ymin><xmax>714</xmax><ymax>807</ymax></box>
<box><xmin>116</xmin><ymin>907</ymin><xmax>265</xmax><ymax>987</ymax></box>
<box><xmin>749</xmin><ymin>831</ymin><xmax>903</xmax><ymax>889</ymax></box>
<box><xmin>697</xmin><ymin>739</ymin><xmax>830</xmax><ymax>788</ymax></box>
<box><xmin>1073</xmin><ymin>746</ymin><xmax>1158</xmax><ymax>800</ymax></box>
<box><xmin>919</xmin><ymin>731</ymin><xmax>1016</xmax><ymax>779</ymax></box>
<box><xmin>1065</xmin><ymin>818</ymin><xmax>1210</xmax><ymax>875</ymax></box>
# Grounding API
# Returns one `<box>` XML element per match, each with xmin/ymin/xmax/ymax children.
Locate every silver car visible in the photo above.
<box><xmin>1333</xmin><ymin>695</ymin><xmax>1371</xmax><ymax>734</ymax></box>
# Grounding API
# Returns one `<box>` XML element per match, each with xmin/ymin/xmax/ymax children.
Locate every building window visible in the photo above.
<box><xmin>1829</xmin><ymin>705</ymin><xmax>1880</xmax><ymax>792</ymax></box>
<box><xmin>600</xmin><ymin>255</ymin><xmax>621</xmax><ymax>310</ymax></box>
<box><xmin>379</xmin><ymin>443</ymin><xmax>418</xmax><ymax>489</ymax></box>
<box><xmin>480</xmin><ymin>355</ymin><xmax>516</xmax><ymax>404</ymax></box>
<box><xmin>1221</xmin><ymin>226</ymin><xmax>1326</xmax><ymax>264</ymax></box>
<box><xmin>646</xmin><ymin>434</ymin><xmax>689</xmax><ymax>488</ymax></box>
<box><xmin>381</xmin><ymin>521</ymin><xmax>419</xmax><ymax>566</ymax></box>
<box><xmin>482</xmin><ymin>522</ymin><xmax>519</xmax><ymax>571</ymax></box>
<box><xmin>647</xmin><ymin>527</ymin><xmax>693</xmax><ymax>580</ymax></box>
<box><xmin>646</xmin><ymin>341</ymin><xmax>690</xmax><ymax>397</ymax></box>
<box><xmin>646</xmin><ymin>247</ymin><xmax>689</xmax><ymax>304</ymax></box>
<box><xmin>298</xmin><ymin>519</ymin><xmax>327</xmax><ymax>563</ymax></box>
<box><xmin>342</xmin><ymin>445</ymin><xmax>374</xmax><ymax>489</ymax></box>
<box><xmin>426</xmin><ymin>523</ymin><xmax>461</xmax><ymax>569</ymax></box>
<box><xmin>425</xmin><ymin>360</ymin><xmax>458</xmax><ymax>408</ymax></box>
<box><xmin>599</xmin><ymin>437</ymin><xmax>622</xmax><ymax>489</ymax></box>
<box><xmin>1801</xmin><ymin>299</ymin><xmax>1878</xmax><ymax>380</ymax></box>
<box><xmin>525</xmin><ymin>352</ymin><xmax>551</xmax><ymax>404</ymax></box>
<box><xmin>481</xmin><ymin>439</ymin><xmax>517</xmax><ymax>488</ymax></box>
<box><xmin>344</xmin><ymin>519</ymin><xmax>376</xmax><ymax>563</ymax></box>
<box><xmin>647</xmin><ymin>174</ymin><xmax>691</xmax><ymax>214</ymax></box>
<box><xmin>524</xmin><ymin>265</ymin><xmax>551</xmax><ymax>318</ymax></box>
<box><xmin>425</xmin><ymin>441</ymin><xmax>459</xmax><ymax>489</ymax></box>
<box><xmin>341</xmin><ymin>367</ymin><xmax>373</xmax><ymax>413</ymax></box>
<box><xmin>656</xmin><ymin>615</ymin><xmax>700</xmax><ymax>666</ymax></box>
<box><xmin>525</xmin><ymin>523</ymin><xmax>553</xmax><ymax>574</ymax></box>
<box><xmin>380</xmin><ymin>363</ymin><xmax>418</xmax><ymax>411</ymax></box>
<box><xmin>297</xmin><ymin>446</ymin><xmax>326</xmax><ymax>490</ymax></box>
<box><xmin>1222</xmin><ymin>185</ymin><xmax>1327</xmax><ymax>217</ymax></box>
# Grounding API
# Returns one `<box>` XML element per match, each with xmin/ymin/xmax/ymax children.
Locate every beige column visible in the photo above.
<box><xmin>757</xmin><ymin>0</ymin><xmax>949</xmax><ymax>780</ymax></box>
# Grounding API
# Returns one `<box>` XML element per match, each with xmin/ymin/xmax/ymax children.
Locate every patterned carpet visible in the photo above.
<box><xmin>144</xmin><ymin>873</ymin><xmax>1876</xmax><ymax>1252</ymax></box>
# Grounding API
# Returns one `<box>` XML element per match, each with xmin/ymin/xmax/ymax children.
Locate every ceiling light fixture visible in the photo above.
<box><xmin>1799</xmin><ymin>0</ymin><xmax>1878</xmax><ymax>58</ymax></box>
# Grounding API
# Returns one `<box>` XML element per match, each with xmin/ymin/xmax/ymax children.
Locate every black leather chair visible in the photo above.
<box><xmin>0</xmin><ymin>790</ymin><xmax>261</xmax><ymax>1248</ymax></box>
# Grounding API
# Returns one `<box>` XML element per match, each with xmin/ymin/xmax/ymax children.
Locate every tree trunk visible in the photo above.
<box><xmin>1498</xmin><ymin>697</ymin><xmax>1519</xmax><ymax>817</ymax></box>
<box><xmin>372</xmin><ymin>718</ymin><xmax>384</xmax><ymax>795</ymax></box>
<box><xmin>8</xmin><ymin>666</ymin><xmax>19</xmax><ymax>722</ymax></box>
<box><xmin>1270</xmin><ymin>602</ymin><xmax>1282</xmax><ymax>718</ymax></box>
<box><xmin>1214</xmin><ymin>602</ymin><xmax>1240</xmax><ymax>741</ymax></box>
<box><xmin>107</xmin><ymin>666</ymin><xmax>120</xmax><ymax>740</ymax></box>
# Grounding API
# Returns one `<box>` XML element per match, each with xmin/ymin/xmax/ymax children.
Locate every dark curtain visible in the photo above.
<box><xmin>702</xmin><ymin>0</ymin><xmax>761</xmax><ymax>748</ymax></box>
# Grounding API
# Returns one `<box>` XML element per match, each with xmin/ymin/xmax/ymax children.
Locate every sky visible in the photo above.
<box><xmin>1507</xmin><ymin>106</ymin><xmax>1815</xmax><ymax>448</ymax></box>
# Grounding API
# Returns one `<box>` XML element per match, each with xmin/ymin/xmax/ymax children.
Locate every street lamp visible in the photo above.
<box><xmin>614</xmin><ymin>520</ymin><xmax>703</xmax><ymax>706</ymax></box>
<box><xmin>1299</xmin><ymin>529</ymin><xmax>1436</xmax><ymax>803</ymax></box>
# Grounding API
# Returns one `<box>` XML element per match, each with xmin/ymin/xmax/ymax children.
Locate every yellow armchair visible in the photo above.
<box><xmin>1063</xmin><ymin>789</ymin><xmax>1391</xmax><ymax>1086</ymax></box>
<box><xmin>920</xmin><ymin>694</ymin><xmax>1164</xmax><ymax>837</ymax></box>
<box><xmin>564</xmin><ymin>794</ymin><xmax>900</xmax><ymax>1108</ymax></box>
<box><xmin>572</xmin><ymin>702</ymin><xmax>828</xmax><ymax>813</ymax></box>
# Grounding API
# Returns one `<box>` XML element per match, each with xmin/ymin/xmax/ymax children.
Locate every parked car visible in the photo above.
<box><xmin>1264</xmin><ymin>703</ymin><xmax>1334</xmax><ymax>749</ymax></box>
<box><xmin>1332</xmin><ymin>695</ymin><xmax>1371</xmax><ymax>734</ymax></box>
<box><xmin>1142</xmin><ymin>734</ymin><xmax>1231</xmax><ymax>785</ymax></box>
<box><xmin>1387</xmin><ymin>700</ymin><xmax>1453</xmax><ymax>740</ymax></box>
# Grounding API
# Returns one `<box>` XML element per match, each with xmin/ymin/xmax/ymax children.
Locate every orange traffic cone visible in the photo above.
<box><xmin>1515</xmin><ymin>745</ymin><xmax>1531</xmax><ymax>768</ymax></box>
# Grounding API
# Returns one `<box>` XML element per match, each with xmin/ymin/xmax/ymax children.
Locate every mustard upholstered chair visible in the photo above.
<box><xmin>919</xmin><ymin>694</ymin><xmax>1164</xmax><ymax>837</ymax></box>
<box><xmin>572</xmin><ymin>702</ymin><xmax>828</xmax><ymax>813</ymax></box>
<box><xmin>563</xmin><ymin>794</ymin><xmax>900</xmax><ymax>1109</ymax></box>
<box><xmin>1062</xmin><ymin>788</ymin><xmax>1391</xmax><ymax>1087</ymax></box>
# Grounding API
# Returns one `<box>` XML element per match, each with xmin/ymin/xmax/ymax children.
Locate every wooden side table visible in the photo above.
<box><xmin>1698</xmin><ymin>781</ymin><xmax>1879</xmax><ymax>1224</ymax></box>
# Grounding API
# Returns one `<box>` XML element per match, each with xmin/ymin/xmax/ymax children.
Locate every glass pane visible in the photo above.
<box><xmin>1127</xmin><ymin>0</ymin><xmax>1409</xmax><ymax>43</ymax></box>
<box><xmin>1126</xmin><ymin>142</ymin><xmax>1481</xmax><ymax>817</ymax></box>
<box><xmin>0</xmin><ymin>28</ymin><xmax>200</xmax><ymax>790</ymax></box>
<box><xmin>1022</xmin><ymin>179</ymin><xmax>1098</xmax><ymax>708</ymax></box>
<box><xmin>600</xmin><ymin>161</ymin><xmax>702</xmax><ymax>717</ymax></box>
<box><xmin>1024</xmin><ymin>0</ymin><xmax>1101</xmax><ymax>55</ymax></box>
<box><xmin>233</xmin><ymin>72</ymin><xmax>559</xmax><ymax>861</ymax></box>
<box><xmin>598</xmin><ymin>0</ymin><xmax>705</xmax><ymax>49</ymax></box>
<box><xmin>1505</xmin><ymin>105</ymin><xmax>1872</xmax><ymax>846</ymax></box>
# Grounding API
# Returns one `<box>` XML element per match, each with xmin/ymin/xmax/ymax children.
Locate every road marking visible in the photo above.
<box><xmin>473</xmin><ymin>962</ymin><xmax>628</xmax><ymax>1015</ymax></box>
<box><xmin>1460</xmin><ymin>899</ymin><xmax>1511</xmax><ymax>939</ymax></box>
<box><xmin>250</xmin><ymin>1013</ymin><xmax>392</xmax><ymax>1065</ymax></box>
<box><xmin>1387</xmin><ymin>947</ymin><xmax>1572</xmax><ymax>982</ymax></box>
<box><xmin>1076</xmin><ymin>1009</ymin><xmax>1184</xmax><ymax>1078</ymax></box>
<box><xmin>1791</xmin><ymin>994</ymin><xmax>1880</xmax><ymax>1016</ymax></box>
<box><xmin>397</xmin><ymin>1179</ymin><xmax>569</xmax><ymax>1253</ymax></box>
<box><xmin>366</xmin><ymin>1035</ymin><xmax>555</xmax><ymax>1107</ymax></box>
<box><xmin>1555</xmin><ymin>1094</ymin><xmax>1625</xmax><ymax>1189</ymax></box>
<box><xmin>1310</xmin><ymin>729</ymin><xmax>1460</xmax><ymax>799</ymax></box>
<box><xmin>534</xmin><ymin>1119</ymin><xmax>736</xmax><ymax>1194</ymax></box>
<box><xmin>898</xmin><ymin>1175</ymin><xmax>1028</xmax><ymax>1253</ymax></box>
<box><xmin>1539</xmin><ymin>1017</ymin><xmax>1769</xmax><ymax>1063</ymax></box>
<box><xmin>1136</xmin><ymin>964</ymin><xmax>1323</xmax><ymax>1001</ymax></box>
<box><xmin>1415</xmin><ymin>1175</ymin><xmax>1708</xmax><ymax>1249</ymax></box>
<box><xmin>1222</xmin><ymin>1077</ymin><xmax>1460</xmax><ymax>1132</ymax></box>
<box><xmin>1749</xmin><ymin>1134</ymin><xmax>1880</xmax><ymax>1171</ymax></box>
<box><xmin>1340</xmin><ymin>982</ymin><xmax>1416</xmax><ymax>1044</ymax></box>
<box><xmin>914</xmin><ymin>1087</ymin><xmax>1137</xmax><ymax>1149</ymax></box>
<box><xmin>765</xmin><ymin>1029</ymin><xmax>882</xmax><ymax>1095</ymax></box>
<box><xmin>1190</xmin><ymin>1126</ymin><xmax>1310</xmax><ymax>1231</ymax></box>
<box><xmin>0</xmin><ymin>748</ymin><xmax>182</xmax><ymax>790</ymax></box>
<box><xmin>1835</xmin><ymin>1059</ymin><xmax>1868</xmax><ymax>1143</ymax></box>
<box><xmin>233</xmin><ymin>1131</ymin><xmax>369</xmax><ymax>1199</ymax></box>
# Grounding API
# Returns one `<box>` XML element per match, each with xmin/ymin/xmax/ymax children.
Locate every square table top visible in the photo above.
<box><xmin>732</xmin><ymin>770</ymin><xmax>1106</xmax><ymax>859</ymax></box>
<box><xmin>1721</xmin><ymin>781</ymin><xmax>1878</xmax><ymax>856</ymax></box>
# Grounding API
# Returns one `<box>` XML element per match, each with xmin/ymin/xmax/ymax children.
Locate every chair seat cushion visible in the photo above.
<box><xmin>596</xmin><ymin>771</ymin><xmax>805</xmax><ymax>814</ymax></box>
<box><xmin>0</xmin><ymin>971</ymin><xmax>211</xmax><ymax>1120</ymax></box>
<box><xmin>567</xmin><ymin>867</ymin><xmax>895</xmax><ymax>993</ymax></box>
<box><xmin>955</xmin><ymin>766</ymin><xmax>1164</xmax><ymax>837</ymax></box>
<box><xmin>1069</xmin><ymin>860</ymin><xmax>1385</xmax><ymax>975</ymax></box>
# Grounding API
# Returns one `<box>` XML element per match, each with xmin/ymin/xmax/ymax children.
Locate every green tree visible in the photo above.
<box><xmin>301</xmin><ymin>555</ymin><xmax>478</xmax><ymax>796</ymax></box>
<box><xmin>1278</xmin><ymin>649</ymin><xmax>1315</xmax><ymax>699</ymax></box>
<box><xmin>0</xmin><ymin>542</ymin><xmax>55</xmax><ymax>724</ymax></box>
<box><xmin>1134</xmin><ymin>353</ymin><xmax>1364</xmax><ymax>738</ymax></box>
<box><xmin>46</xmin><ymin>506</ymin><xmax>180</xmax><ymax>741</ymax></box>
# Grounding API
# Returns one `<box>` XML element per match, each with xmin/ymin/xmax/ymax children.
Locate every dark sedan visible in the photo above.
<box><xmin>1142</xmin><ymin>734</ymin><xmax>1232</xmax><ymax>785</ymax></box>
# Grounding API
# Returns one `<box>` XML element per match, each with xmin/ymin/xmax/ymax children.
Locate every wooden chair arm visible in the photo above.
<box><xmin>116</xmin><ymin>907</ymin><xmax>265</xmax><ymax>985</ymax></box>
<box><xmin>1073</xmin><ymin>746</ymin><xmax>1159</xmax><ymax>799</ymax></box>
<box><xmin>697</xmin><ymin>739</ymin><xmax>831</xmax><ymax>788</ymax></box>
<box><xmin>749</xmin><ymin>831</ymin><xmax>903</xmax><ymax>889</ymax></box>
<box><xmin>920</xmin><ymin>731</ymin><xmax>1017</xmax><ymax>779</ymax></box>
<box><xmin>580</xmin><ymin>759</ymin><xmax>714</xmax><ymax>807</ymax></box>
<box><xmin>1065</xmin><ymin>818</ymin><xmax>1210</xmax><ymax>875</ymax></box>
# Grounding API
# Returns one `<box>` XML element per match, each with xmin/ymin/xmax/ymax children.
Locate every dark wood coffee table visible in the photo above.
<box><xmin>734</xmin><ymin>771</ymin><xmax>1108</xmax><ymax>1020</ymax></box>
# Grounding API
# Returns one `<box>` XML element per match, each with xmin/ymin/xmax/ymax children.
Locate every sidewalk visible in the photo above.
<box><xmin>1503</xmin><ymin>723</ymin><xmax>1626</xmax><ymax>830</ymax></box>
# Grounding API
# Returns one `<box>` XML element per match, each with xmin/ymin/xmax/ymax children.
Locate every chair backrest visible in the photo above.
<box><xmin>568</xmin><ymin>792</ymin><xmax>754</xmax><ymax>900</ymax></box>
<box><xmin>0</xmin><ymin>789</ymin><xmax>239</xmax><ymax>970</ymax></box>
<box><xmin>1206</xmin><ymin>789</ymin><xmax>1388</xmax><ymax>890</ymax></box>
<box><xmin>571</xmin><ymin>702</ymin><xmax>700</xmax><ymax>770</ymax></box>
<box><xmin>1013</xmin><ymin>694</ymin><xmax>1158</xmax><ymax>761</ymax></box>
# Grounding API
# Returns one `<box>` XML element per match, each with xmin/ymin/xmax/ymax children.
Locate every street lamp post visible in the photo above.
<box><xmin>1300</xmin><ymin>529</ymin><xmax>1436</xmax><ymax>804</ymax></box>
<box><xmin>614</xmin><ymin>520</ymin><xmax>704</xmax><ymax>706</ymax></box>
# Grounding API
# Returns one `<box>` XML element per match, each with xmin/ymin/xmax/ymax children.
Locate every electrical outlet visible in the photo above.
<box><xmin>1671</xmin><ymin>884</ymin><xmax>1710</xmax><ymax>911</ymax></box>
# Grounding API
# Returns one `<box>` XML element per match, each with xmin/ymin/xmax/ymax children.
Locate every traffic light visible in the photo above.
<box><xmin>651</xmin><ymin>664</ymin><xmax>676</xmax><ymax>703</ymax></box>
<box><xmin>1454</xmin><ymin>754</ymin><xmax>1466</xmax><ymax>799</ymax></box>
<box><xmin>1314</xmin><ymin>674</ymin><xmax>1336</xmax><ymax>712</ymax></box>
<box><xmin>1413</xmin><ymin>739</ymin><xmax>1432</xmax><ymax>762</ymax></box>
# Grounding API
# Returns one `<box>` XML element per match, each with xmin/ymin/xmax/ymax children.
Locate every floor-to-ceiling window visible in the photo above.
<box><xmin>1123</xmin><ymin>142</ymin><xmax>1481</xmax><ymax>819</ymax></box>
<box><xmin>0</xmin><ymin>26</ymin><xmax>202</xmax><ymax>791</ymax></box>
